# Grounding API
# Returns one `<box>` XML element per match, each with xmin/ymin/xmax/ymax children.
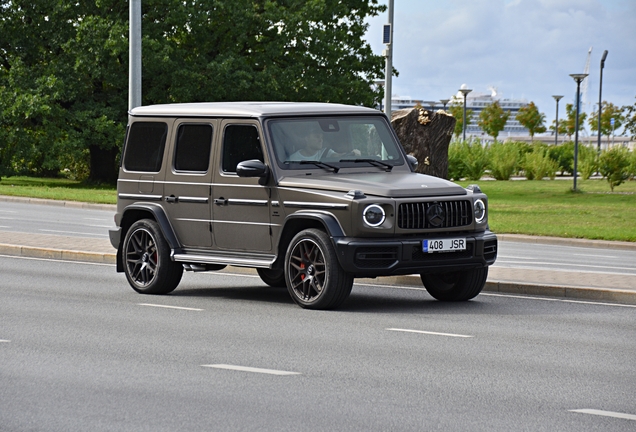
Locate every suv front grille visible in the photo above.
<box><xmin>397</xmin><ymin>200</ymin><xmax>472</xmax><ymax>229</ymax></box>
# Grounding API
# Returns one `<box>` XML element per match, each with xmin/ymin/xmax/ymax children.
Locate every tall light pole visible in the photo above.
<box><xmin>383</xmin><ymin>0</ymin><xmax>394</xmax><ymax>120</ymax></box>
<box><xmin>570</xmin><ymin>73</ymin><xmax>588</xmax><ymax>192</ymax></box>
<box><xmin>552</xmin><ymin>95</ymin><xmax>563</xmax><ymax>146</ymax></box>
<box><xmin>440</xmin><ymin>99</ymin><xmax>450</xmax><ymax>110</ymax></box>
<box><xmin>597</xmin><ymin>50</ymin><xmax>608</xmax><ymax>154</ymax></box>
<box><xmin>129</xmin><ymin>0</ymin><xmax>142</xmax><ymax>111</ymax></box>
<box><xmin>459</xmin><ymin>88</ymin><xmax>472</xmax><ymax>141</ymax></box>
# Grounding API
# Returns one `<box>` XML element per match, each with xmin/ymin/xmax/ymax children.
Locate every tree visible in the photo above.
<box><xmin>0</xmin><ymin>0</ymin><xmax>388</xmax><ymax>182</ymax></box>
<box><xmin>478</xmin><ymin>101</ymin><xmax>509</xmax><ymax>141</ymax></box>
<box><xmin>561</xmin><ymin>103</ymin><xmax>587</xmax><ymax>139</ymax></box>
<box><xmin>448</xmin><ymin>102</ymin><xmax>473</xmax><ymax>138</ymax></box>
<box><xmin>588</xmin><ymin>101</ymin><xmax>624</xmax><ymax>143</ymax></box>
<box><xmin>515</xmin><ymin>102</ymin><xmax>546</xmax><ymax>141</ymax></box>
<box><xmin>622</xmin><ymin>97</ymin><xmax>636</xmax><ymax>139</ymax></box>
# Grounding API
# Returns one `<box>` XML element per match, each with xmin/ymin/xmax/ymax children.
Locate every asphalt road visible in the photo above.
<box><xmin>2</xmin><ymin>200</ymin><xmax>636</xmax><ymax>278</ymax></box>
<box><xmin>2</xmin><ymin>255</ymin><xmax>635</xmax><ymax>431</ymax></box>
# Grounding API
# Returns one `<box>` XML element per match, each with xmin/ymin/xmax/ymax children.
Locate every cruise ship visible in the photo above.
<box><xmin>391</xmin><ymin>87</ymin><xmax>530</xmax><ymax>137</ymax></box>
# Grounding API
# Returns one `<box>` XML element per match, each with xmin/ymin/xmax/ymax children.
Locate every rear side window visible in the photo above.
<box><xmin>174</xmin><ymin>124</ymin><xmax>213</xmax><ymax>172</ymax></box>
<box><xmin>123</xmin><ymin>122</ymin><xmax>168</xmax><ymax>172</ymax></box>
<box><xmin>222</xmin><ymin>124</ymin><xmax>263</xmax><ymax>173</ymax></box>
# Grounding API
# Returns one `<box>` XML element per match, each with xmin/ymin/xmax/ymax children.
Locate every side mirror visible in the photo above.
<box><xmin>236</xmin><ymin>159</ymin><xmax>270</xmax><ymax>184</ymax></box>
<box><xmin>406</xmin><ymin>154</ymin><xmax>418</xmax><ymax>171</ymax></box>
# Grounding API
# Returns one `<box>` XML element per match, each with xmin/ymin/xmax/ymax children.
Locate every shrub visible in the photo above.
<box><xmin>488</xmin><ymin>141</ymin><xmax>519</xmax><ymax>180</ymax></box>
<box><xmin>548</xmin><ymin>141</ymin><xmax>574</xmax><ymax>175</ymax></box>
<box><xmin>628</xmin><ymin>149</ymin><xmax>636</xmax><ymax>180</ymax></box>
<box><xmin>462</xmin><ymin>138</ymin><xmax>489</xmax><ymax>180</ymax></box>
<box><xmin>448</xmin><ymin>140</ymin><xmax>467</xmax><ymax>181</ymax></box>
<box><xmin>599</xmin><ymin>146</ymin><xmax>631</xmax><ymax>191</ymax></box>
<box><xmin>523</xmin><ymin>146</ymin><xmax>558</xmax><ymax>180</ymax></box>
<box><xmin>578</xmin><ymin>144</ymin><xmax>598</xmax><ymax>180</ymax></box>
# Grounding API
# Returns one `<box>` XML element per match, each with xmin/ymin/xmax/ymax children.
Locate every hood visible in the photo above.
<box><xmin>278</xmin><ymin>172</ymin><xmax>467</xmax><ymax>198</ymax></box>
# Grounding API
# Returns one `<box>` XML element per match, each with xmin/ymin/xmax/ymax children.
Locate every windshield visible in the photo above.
<box><xmin>267</xmin><ymin>116</ymin><xmax>405</xmax><ymax>170</ymax></box>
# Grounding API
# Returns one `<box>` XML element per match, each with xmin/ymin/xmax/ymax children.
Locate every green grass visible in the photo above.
<box><xmin>0</xmin><ymin>176</ymin><xmax>116</xmax><ymax>204</ymax></box>
<box><xmin>1</xmin><ymin>176</ymin><xmax>635</xmax><ymax>242</ymax></box>
<box><xmin>458</xmin><ymin>179</ymin><xmax>636</xmax><ymax>242</ymax></box>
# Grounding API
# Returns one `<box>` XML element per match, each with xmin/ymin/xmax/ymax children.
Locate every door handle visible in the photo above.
<box><xmin>165</xmin><ymin>195</ymin><xmax>178</xmax><ymax>203</ymax></box>
<box><xmin>214</xmin><ymin>198</ymin><xmax>228</xmax><ymax>206</ymax></box>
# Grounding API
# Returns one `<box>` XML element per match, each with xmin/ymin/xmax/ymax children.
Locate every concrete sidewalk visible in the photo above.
<box><xmin>1</xmin><ymin>228</ymin><xmax>635</xmax><ymax>305</ymax></box>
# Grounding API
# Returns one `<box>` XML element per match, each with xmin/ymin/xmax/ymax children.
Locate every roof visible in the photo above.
<box><xmin>129</xmin><ymin>102</ymin><xmax>381</xmax><ymax>118</ymax></box>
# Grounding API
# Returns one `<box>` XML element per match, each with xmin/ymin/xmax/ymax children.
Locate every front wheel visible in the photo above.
<box><xmin>123</xmin><ymin>219</ymin><xmax>183</xmax><ymax>294</ymax></box>
<box><xmin>420</xmin><ymin>267</ymin><xmax>488</xmax><ymax>301</ymax></box>
<box><xmin>284</xmin><ymin>229</ymin><xmax>353</xmax><ymax>310</ymax></box>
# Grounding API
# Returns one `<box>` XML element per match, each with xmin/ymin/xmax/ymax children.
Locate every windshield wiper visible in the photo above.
<box><xmin>339</xmin><ymin>158</ymin><xmax>393</xmax><ymax>172</ymax></box>
<box><xmin>298</xmin><ymin>160</ymin><xmax>340</xmax><ymax>173</ymax></box>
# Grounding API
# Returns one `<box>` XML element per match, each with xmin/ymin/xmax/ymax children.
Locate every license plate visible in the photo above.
<box><xmin>423</xmin><ymin>238</ymin><xmax>466</xmax><ymax>253</ymax></box>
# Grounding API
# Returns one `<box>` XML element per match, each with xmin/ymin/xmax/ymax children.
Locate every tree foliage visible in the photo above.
<box><xmin>515</xmin><ymin>101</ymin><xmax>546</xmax><ymax>141</ymax></box>
<box><xmin>477</xmin><ymin>101</ymin><xmax>509</xmax><ymax>141</ymax></box>
<box><xmin>622</xmin><ymin>96</ymin><xmax>636</xmax><ymax>139</ymax></box>
<box><xmin>588</xmin><ymin>101</ymin><xmax>624</xmax><ymax>140</ymax></box>
<box><xmin>0</xmin><ymin>0</ymin><xmax>387</xmax><ymax>181</ymax></box>
<box><xmin>448</xmin><ymin>102</ymin><xmax>473</xmax><ymax>138</ymax></box>
<box><xmin>561</xmin><ymin>103</ymin><xmax>587</xmax><ymax>139</ymax></box>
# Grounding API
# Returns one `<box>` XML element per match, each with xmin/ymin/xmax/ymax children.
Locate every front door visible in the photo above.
<box><xmin>163</xmin><ymin>120</ymin><xmax>216</xmax><ymax>248</ymax></box>
<box><xmin>212</xmin><ymin>121</ymin><xmax>271</xmax><ymax>252</ymax></box>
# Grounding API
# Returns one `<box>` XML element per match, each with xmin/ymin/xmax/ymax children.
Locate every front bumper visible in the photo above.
<box><xmin>334</xmin><ymin>230</ymin><xmax>497</xmax><ymax>278</ymax></box>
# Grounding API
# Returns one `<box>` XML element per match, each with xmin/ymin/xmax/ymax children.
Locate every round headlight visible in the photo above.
<box><xmin>474</xmin><ymin>199</ymin><xmax>486</xmax><ymax>223</ymax></box>
<box><xmin>363</xmin><ymin>204</ymin><xmax>386</xmax><ymax>227</ymax></box>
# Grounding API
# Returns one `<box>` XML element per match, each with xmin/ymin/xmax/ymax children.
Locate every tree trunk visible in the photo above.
<box><xmin>89</xmin><ymin>145</ymin><xmax>119</xmax><ymax>183</ymax></box>
<box><xmin>391</xmin><ymin>108</ymin><xmax>456</xmax><ymax>179</ymax></box>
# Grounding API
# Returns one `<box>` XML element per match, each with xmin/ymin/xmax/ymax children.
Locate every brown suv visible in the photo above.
<box><xmin>109</xmin><ymin>102</ymin><xmax>497</xmax><ymax>309</ymax></box>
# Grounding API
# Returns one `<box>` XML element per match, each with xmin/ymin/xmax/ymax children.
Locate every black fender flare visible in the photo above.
<box><xmin>116</xmin><ymin>203</ymin><xmax>182</xmax><ymax>272</ymax></box>
<box><xmin>283</xmin><ymin>211</ymin><xmax>346</xmax><ymax>238</ymax></box>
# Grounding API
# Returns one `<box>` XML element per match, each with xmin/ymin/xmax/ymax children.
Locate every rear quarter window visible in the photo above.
<box><xmin>123</xmin><ymin>122</ymin><xmax>168</xmax><ymax>172</ymax></box>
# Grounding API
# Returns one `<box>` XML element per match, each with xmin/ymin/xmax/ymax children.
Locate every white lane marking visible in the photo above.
<box><xmin>0</xmin><ymin>217</ymin><xmax>15</xmax><ymax>220</ymax></box>
<box><xmin>0</xmin><ymin>340</ymin><xmax>10</xmax><ymax>343</ymax></box>
<box><xmin>387</xmin><ymin>328</ymin><xmax>473</xmax><ymax>338</ymax></box>
<box><xmin>572</xmin><ymin>253</ymin><xmax>619</xmax><ymax>259</ymax></box>
<box><xmin>201</xmin><ymin>364</ymin><xmax>301</xmax><ymax>376</ymax></box>
<box><xmin>0</xmin><ymin>254</ymin><xmax>114</xmax><ymax>266</ymax></box>
<box><xmin>39</xmin><ymin>229</ymin><xmax>108</xmax><ymax>237</ymax></box>
<box><xmin>482</xmin><ymin>293</ymin><xmax>636</xmax><ymax>308</ymax></box>
<box><xmin>84</xmin><ymin>218</ymin><xmax>111</xmax><ymax>221</ymax></box>
<box><xmin>494</xmin><ymin>260</ymin><xmax>636</xmax><ymax>273</ymax></box>
<box><xmin>570</xmin><ymin>409</ymin><xmax>636</xmax><ymax>421</ymax></box>
<box><xmin>0</xmin><ymin>225</ymin><xmax>10</xmax><ymax>228</ymax></box>
<box><xmin>138</xmin><ymin>303</ymin><xmax>203</xmax><ymax>311</ymax></box>
<box><xmin>0</xmin><ymin>210</ymin><xmax>17</xmax><ymax>213</ymax></box>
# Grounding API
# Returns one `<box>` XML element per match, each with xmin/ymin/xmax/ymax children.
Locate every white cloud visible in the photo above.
<box><xmin>366</xmin><ymin>0</ymin><xmax>636</xmax><ymax>131</ymax></box>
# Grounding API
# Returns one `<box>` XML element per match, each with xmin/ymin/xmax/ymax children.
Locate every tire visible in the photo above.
<box><xmin>257</xmin><ymin>267</ymin><xmax>287</xmax><ymax>288</ymax></box>
<box><xmin>420</xmin><ymin>267</ymin><xmax>488</xmax><ymax>301</ymax></box>
<box><xmin>123</xmin><ymin>219</ymin><xmax>183</xmax><ymax>295</ymax></box>
<box><xmin>284</xmin><ymin>228</ymin><xmax>353</xmax><ymax>310</ymax></box>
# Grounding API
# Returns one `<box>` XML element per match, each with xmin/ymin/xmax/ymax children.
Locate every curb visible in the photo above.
<box><xmin>0</xmin><ymin>195</ymin><xmax>116</xmax><ymax>211</ymax></box>
<box><xmin>2</xmin><ymin>245</ymin><xmax>634</xmax><ymax>306</ymax></box>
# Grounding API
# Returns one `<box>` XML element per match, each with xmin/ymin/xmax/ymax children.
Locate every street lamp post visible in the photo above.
<box><xmin>459</xmin><ymin>88</ymin><xmax>472</xmax><ymax>141</ymax></box>
<box><xmin>129</xmin><ymin>0</ymin><xmax>142</xmax><ymax>111</ymax></box>
<box><xmin>570</xmin><ymin>73</ymin><xmax>589</xmax><ymax>192</ymax></box>
<box><xmin>597</xmin><ymin>50</ymin><xmax>608</xmax><ymax>154</ymax></box>
<box><xmin>383</xmin><ymin>0</ymin><xmax>394</xmax><ymax>120</ymax></box>
<box><xmin>440</xmin><ymin>99</ymin><xmax>450</xmax><ymax>110</ymax></box>
<box><xmin>552</xmin><ymin>95</ymin><xmax>563</xmax><ymax>146</ymax></box>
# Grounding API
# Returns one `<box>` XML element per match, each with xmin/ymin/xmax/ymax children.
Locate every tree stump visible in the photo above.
<box><xmin>391</xmin><ymin>107</ymin><xmax>456</xmax><ymax>179</ymax></box>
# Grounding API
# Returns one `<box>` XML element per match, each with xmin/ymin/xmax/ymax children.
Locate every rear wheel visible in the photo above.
<box><xmin>285</xmin><ymin>229</ymin><xmax>353</xmax><ymax>310</ymax></box>
<box><xmin>123</xmin><ymin>219</ymin><xmax>183</xmax><ymax>294</ymax></box>
<box><xmin>420</xmin><ymin>267</ymin><xmax>488</xmax><ymax>301</ymax></box>
<box><xmin>257</xmin><ymin>267</ymin><xmax>286</xmax><ymax>288</ymax></box>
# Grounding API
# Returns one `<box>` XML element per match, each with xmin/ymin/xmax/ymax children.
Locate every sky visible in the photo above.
<box><xmin>364</xmin><ymin>0</ymin><xmax>636</xmax><ymax>133</ymax></box>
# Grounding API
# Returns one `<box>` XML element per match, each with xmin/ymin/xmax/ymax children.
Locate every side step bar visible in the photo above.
<box><xmin>172</xmin><ymin>253</ymin><xmax>276</xmax><ymax>269</ymax></box>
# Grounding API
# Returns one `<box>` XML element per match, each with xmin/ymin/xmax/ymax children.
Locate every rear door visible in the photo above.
<box><xmin>163</xmin><ymin>120</ymin><xmax>216</xmax><ymax>248</ymax></box>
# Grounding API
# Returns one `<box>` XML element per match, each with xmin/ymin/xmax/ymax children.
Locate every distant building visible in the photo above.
<box><xmin>391</xmin><ymin>87</ymin><xmax>530</xmax><ymax>137</ymax></box>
